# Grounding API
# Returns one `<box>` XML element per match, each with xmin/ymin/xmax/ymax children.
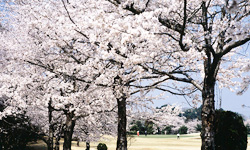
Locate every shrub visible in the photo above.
<box><xmin>0</xmin><ymin>114</ymin><xmax>39</xmax><ymax>150</ymax></box>
<box><xmin>214</xmin><ymin>110</ymin><xmax>247</xmax><ymax>150</ymax></box>
<box><xmin>97</xmin><ymin>143</ymin><xmax>108</xmax><ymax>150</ymax></box>
<box><xmin>178</xmin><ymin>125</ymin><xmax>188</xmax><ymax>134</ymax></box>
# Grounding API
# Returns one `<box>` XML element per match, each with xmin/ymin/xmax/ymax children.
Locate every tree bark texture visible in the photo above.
<box><xmin>86</xmin><ymin>142</ymin><xmax>90</xmax><ymax>150</ymax></box>
<box><xmin>48</xmin><ymin>124</ymin><xmax>54</xmax><ymax>150</ymax></box>
<box><xmin>116</xmin><ymin>97</ymin><xmax>127</xmax><ymax>150</ymax></box>
<box><xmin>54</xmin><ymin>133</ymin><xmax>61</xmax><ymax>150</ymax></box>
<box><xmin>48</xmin><ymin>99</ymin><xmax>54</xmax><ymax>150</ymax></box>
<box><xmin>77</xmin><ymin>140</ymin><xmax>79</xmax><ymax>147</ymax></box>
<box><xmin>63</xmin><ymin>113</ymin><xmax>75</xmax><ymax>150</ymax></box>
<box><xmin>54</xmin><ymin>140</ymin><xmax>60</xmax><ymax>150</ymax></box>
<box><xmin>201</xmin><ymin>82</ymin><xmax>215</xmax><ymax>150</ymax></box>
<box><xmin>201</xmin><ymin>53</ymin><xmax>217</xmax><ymax>150</ymax></box>
<box><xmin>55</xmin><ymin>121</ymin><xmax>63</xmax><ymax>150</ymax></box>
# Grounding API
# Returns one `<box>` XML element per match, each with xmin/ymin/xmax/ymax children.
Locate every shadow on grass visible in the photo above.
<box><xmin>27</xmin><ymin>140</ymin><xmax>82</xmax><ymax>150</ymax></box>
<box><xmin>26</xmin><ymin>141</ymin><xmax>47</xmax><ymax>150</ymax></box>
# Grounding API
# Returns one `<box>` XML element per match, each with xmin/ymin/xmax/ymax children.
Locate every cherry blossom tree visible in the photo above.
<box><xmin>107</xmin><ymin>0</ymin><xmax>250</xmax><ymax>149</ymax></box>
<box><xmin>0</xmin><ymin>1</ymin><xmax>153</xmax><ymax>150</ymax></box>
<box><xmin>0</xmin><ymin>1</ymin><xmax>171</xmax><ymax>150</ymax></box>
<box><xmin>156</xmin><ymin>0</ymin><xmax>250</xmax><ymax>149</ymax></box>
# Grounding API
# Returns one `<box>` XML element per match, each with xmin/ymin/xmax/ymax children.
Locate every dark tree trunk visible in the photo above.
<box><xmin>0</xmin><ymin>138</ymin><xmax>2</xmax><ymax>150</ymax></box>
<box><xmin>200</xmin><ymin>55</ymin><xmax>221</xmax><ymax>150</ymax></box>
<box><xmin>54</xmin><ymin>121</ymin><xmax>63</xmax><ymax>150</ymax></box>
<box><xmin>86</xmin><ymin>142</ymin><xmax>90</xmax><ymax>150</ymax></box>
<box><xmin>77</xmin><ymin>140</ymin><xmax>79</xmax><ymax>147</ymax></box>
<box><xmin>201</xmin><ymin>80</ymin><xmax>215</xmax><ymax>150</ymax></box>
<box><xmin>63</xmin><ymin>113</ymin><xmax>75</xmax><ymax>150</ymax></box>
<box><xmin>54</xmin><ymin>140</ymin><xmax>59</xmax><ymax>150</ymax></box>
<box><xmin>200</xmin><ymin>52</ymin><xmax>220</xmax><ymax>150</ymax></box>
<box><xmin>116</xmin><ymin>96</ymin><xmax>127</xmax><ymax>150</ymax></box>
<box><xmin>48</xmin><ymin>99</ymin><xmax>54</xmax><ymax>150</ymax></box>
<box><xmin>48</xmin><ymin>124</ymin><xmax>54</xmax><ymax>150</ymax></box>
<box><xmin>54</xmin><ymin>133</ymin><xmax>61</xmax><ymax>150</ymax></box>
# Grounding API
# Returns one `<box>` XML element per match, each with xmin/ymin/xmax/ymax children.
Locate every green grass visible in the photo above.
<box><xmin>134</xmin><ymin>134</ymin><xmax>196</xmax><ymax>138</ymax></box>
<box><xmin>27</xmin><ymin>134</ymin><xmax>250</xmax><ymax>150</ymax></box>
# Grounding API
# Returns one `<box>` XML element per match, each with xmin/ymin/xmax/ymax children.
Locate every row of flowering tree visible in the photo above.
<box><xmin>1</xmin><ymin>0</ymin><xmax>250</xmax><ymax>150</ymax></box>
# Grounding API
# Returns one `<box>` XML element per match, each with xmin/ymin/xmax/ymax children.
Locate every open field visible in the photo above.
<box><xmin>27</xmin><ymin>133</ymin><xmax>250</xmax><ymax>150</ymax></box>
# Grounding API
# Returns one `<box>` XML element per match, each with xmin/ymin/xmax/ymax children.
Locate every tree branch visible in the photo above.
<box><xmin>179</xmin><ymin>0</ymin><xmax>189</xmax><ymax>52</ymax></box>
<box><xmin>222</xmin><ymin>36</ymin><xmax>250</xmax><ymax>56</ymax></box>
<box><xmin>158</xmin><ymin>13</ymin><xmax>183</xmax><ymax>34</ymax></box>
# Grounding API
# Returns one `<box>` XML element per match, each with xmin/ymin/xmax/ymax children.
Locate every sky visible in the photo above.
<box><xmin>153</xmin><ymin>88</ymin><xmax>250</xmax><ymax>119</ymax></box>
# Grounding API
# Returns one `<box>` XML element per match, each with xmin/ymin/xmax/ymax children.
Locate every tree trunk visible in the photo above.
<box><xmin>86</xmin><ymin>142</ymin><xmax>90</xmax><ymax>150</ymax></box>
<box><xmin>54</xmin><ymin>133</ymin><xmax>61</xmax><ymax>150</ymax></box>
<box><xmin>0</xmin><ymin>137</ymin><xmax>2</xmax><ymax>150</ymax></box>
<box><xmin>55</xmin><ymin>120</ymin><xmax>64</xmax><ymax>150</ymax></box>
<box><xmin>201</xmin><ymin>76</ymin><xmax>216</xmax><ymax>150</ymax></box>
<box><xmin>48</xmin><ymin>124</ymin><xmax>54</xmax><ymax>150</ymax></box>
<box><xmin>48</xmin><ymin>99</ymin><xmax>54</xmax><ymax>150</ymax></box>
<box><xmin>77</xmin><ymin>140</ymin><xmax>79</xmax><ymax>147</ymax></box>
<box><xmin>63</xmin><ymin>113</ymin><xmax>75</xmax><ymax>150</ymax></box>
<box><xmin>116</xmin><ymin>96</ymin><xmax>127</xmax><ymax>150</ymax></box>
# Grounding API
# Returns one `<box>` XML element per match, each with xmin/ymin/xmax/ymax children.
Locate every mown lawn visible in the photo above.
<box><xmin>27</xmin><ymin>133</ymin><xmax>250</xmax><ymax>150</ymax></box>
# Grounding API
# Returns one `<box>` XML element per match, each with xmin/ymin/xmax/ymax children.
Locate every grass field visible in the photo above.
<box><xmin>27</xmin><ymin>133</ymin><xmax>250</xmax><ymax>150</ymax></box>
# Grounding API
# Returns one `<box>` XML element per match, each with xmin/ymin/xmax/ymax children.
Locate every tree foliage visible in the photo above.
<box><xmin>129</xmin><ymin>120</ymin><xmax>154</xmax><ymax>135</ymax></box>
<box><xmin>0</xmin><ymin>114</ymin><xmax>39</xmax><ymax>150</ymax></box>
<box><xmin>214</xmin><ymin>110</ymin><xmax>247</xmax><ymax>150</ymax></box>
<box><xmin>1</xmin><ymin>0</ymin><xmax>250</xmax><ymax>150</ymax></box>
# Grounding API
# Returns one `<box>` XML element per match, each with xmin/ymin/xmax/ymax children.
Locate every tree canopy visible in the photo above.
<box><xmin>0</xmin><ymin>0</ymin><xmax>250</xmax><ymax>150</ymax></box>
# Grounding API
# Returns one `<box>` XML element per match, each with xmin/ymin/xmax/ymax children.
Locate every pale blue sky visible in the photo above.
<box><xmin>153</xmin><ymin>88</ymin><xmax>250</xmax><ymax>118</ymax></box>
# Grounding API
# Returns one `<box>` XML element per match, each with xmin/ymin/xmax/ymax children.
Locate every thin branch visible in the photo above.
<box><xmin>154</xmin><ymin>87</ymin><xmax>187</xmax><ymax>95</ymax></box>
<box><xmin>74</xmin><ymin>29</ymin><xmax>89</xmax><ymax>39</ymax></box>
<box><xmin>154</xmin><ymin>32</ymin><xmax>179</xmax><ymax>41</ymax></box>
<box><xmin>61</xmin><ymin>0</ymin><xmax>76</xmax><ymax>25</ymax></box>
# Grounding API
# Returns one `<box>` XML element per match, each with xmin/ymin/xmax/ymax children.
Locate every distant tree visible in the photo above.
<box><xmin>246</xmin><ymin>124</ymin><xmax>250</xmax><ymax>134</ymax></box>
<box><xmin>162</xmin><ymin>125</ymin><xmax>174</xmax><ymax>134</ymax></box>
<box><xmin>214</xmin><ymin>110</ymin><xmax>247</xmax><ymax>150</ymax></box>
<box><xmin>129</xmin><ymin>121</ymin><xmax>146</xmax><ymax>134</ymax></box>
<box><xmin>196</xmin><ymin>124</ymin><xmax>202</xmax><ymax>132</ymax></box>
<box><xmin>178</xmin><ymin>126</ymin><xmax>188</xmax><ymax>134</ymax></box>
<box><xmin>144</xmin><ymin>120</ymin><xmax>154</xmax><ymax>134</ymax></box>
<box><xmin>182</xmin><ymin>106</ymin><xmax>202</xmax><ymax>121</ymax></box>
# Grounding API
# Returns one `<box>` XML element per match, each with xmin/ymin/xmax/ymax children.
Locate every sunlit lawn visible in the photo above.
<box><xmin>27</xmin><ymin>133</ymin><xmax>250</xmax><ymax>150</ymax></box>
